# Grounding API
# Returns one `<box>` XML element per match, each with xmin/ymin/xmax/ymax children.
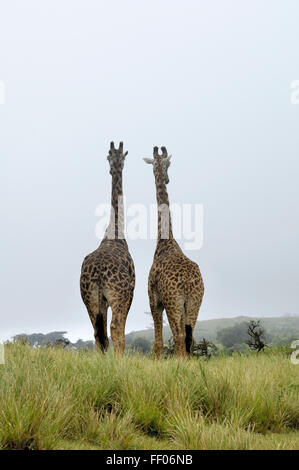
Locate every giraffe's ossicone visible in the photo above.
<box><xmin>80</xmin><ymin>142</ymin><xmax>135</xmax><ymax>354</ymax></box>
<box><xmin>144</xmin><ymin>146</ymin><xmax>204</xmax><ymax>358</ymax></box>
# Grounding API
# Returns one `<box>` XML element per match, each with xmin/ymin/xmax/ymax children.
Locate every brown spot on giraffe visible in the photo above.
<box><xmin>144</xmin><ymin>146</ymin><xmax>204</xmax><ymax>358</ymax></box>
<box><xmin>80</xmin><ymin>142</ymin><xmax>135</xmax><ymax>354</ymax></box>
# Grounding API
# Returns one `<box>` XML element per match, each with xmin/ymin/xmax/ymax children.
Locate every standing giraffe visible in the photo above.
<box><xmin>80</xmin><ymin>142</ymin><xmax>135</xmax><ymax>354</ymax></box>
<box><xmin>144</xmin><ymin>146</ymin><xmax>204</xmax><ymax>358</ymax></box>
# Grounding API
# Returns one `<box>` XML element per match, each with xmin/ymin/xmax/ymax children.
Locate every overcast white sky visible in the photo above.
<box><xmin>0</xmin><ymin>0</ymin><xmax>299</xmax><ymax>342</ymax></box>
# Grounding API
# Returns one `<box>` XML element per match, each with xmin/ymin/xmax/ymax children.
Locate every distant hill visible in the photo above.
<box><xmin>12</xmin><ymin>315</ymin><xmax>299</xmax><ymax>350</ymax></box>
<box><xmin>125</xmin><ymin>315</ymin><xmax>299</xmax><ymax>346</ymax></box>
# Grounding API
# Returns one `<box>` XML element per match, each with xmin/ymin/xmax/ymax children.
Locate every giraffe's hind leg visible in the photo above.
<box><xmin>166</xmin><ymin>303</ymin><xmax>187</xmax><ymax>358</ymax></box>
<box><xmin>150</xmin><ymin>301</ymin><xmax>164</xmax><ymax>359</ymax></box>
<box><xmin>109</xmin><ymin>296</ymin><xmax>133</xmax><ymax>355</ymax></box>
<box><xmin>148</xmin><ymin>283</ymin><xmax>164</xmax><ymax>359</ymax></box>
<box><xmin>84</xmin><ymin>283</ymin><xmax>109</xmax><ymax>353</ymax></box>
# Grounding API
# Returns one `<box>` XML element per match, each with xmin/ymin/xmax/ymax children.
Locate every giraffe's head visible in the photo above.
<box><xmin>107</xmin><ymin>141</ymin><xmax>128</xmax><ymax>176</ymax></box>
<box><xmin>143</xmin><ymin>146</ymin><xmax>172</xmax><ymax>184</ymax></box>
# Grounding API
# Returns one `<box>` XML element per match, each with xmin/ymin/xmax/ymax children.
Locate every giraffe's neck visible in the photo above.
<box><xmin>154</xmin><ymin>168</ymin><xmax>173</xmax><ymax>242</ymax></box>
<box><xmin>105</xmin><ymin>171</ymin><xmax>124</xmax><ymax>240</ymax></box>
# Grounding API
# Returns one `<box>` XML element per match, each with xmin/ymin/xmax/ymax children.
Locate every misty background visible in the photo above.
<box><xmin>0</xmin><ymin>0</ymin><xmax>298</xmax><ymax>342</ymax></box>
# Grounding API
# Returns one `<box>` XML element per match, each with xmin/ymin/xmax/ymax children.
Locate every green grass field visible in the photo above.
<box><xmin>0</xmin><ymin>343</ymin><xmax>298</xmax><ymax>450</ymax></box>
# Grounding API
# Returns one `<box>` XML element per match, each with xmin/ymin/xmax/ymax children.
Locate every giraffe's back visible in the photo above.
<box><xmin>149</xmin><ymin>249</ymin><xmax>204</xmax><ymax>308</ymax></box>
<box><xmin>80</xmin><ymin>239</ymin><xmax>135</xmax><ymax>307</ymax></box>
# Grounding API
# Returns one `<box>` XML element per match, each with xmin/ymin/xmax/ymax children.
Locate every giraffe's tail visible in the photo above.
<box><xmin>185</xmin><ymin>324</ymin><xmax>193</xmax><ymax>354</ymax></box>
<box><xmin>95</xmin><ymin>312</ymin><xmax>107</xmax><ymax>352</ymax></box>
<box><xmin>183</xmin><ymin>300</ymin><xmax>193</xmax><ymax>355</ymax></box>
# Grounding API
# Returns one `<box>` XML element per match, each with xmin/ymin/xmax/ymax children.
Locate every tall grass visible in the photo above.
<box><xmin>0</xmin><ymin>343</ymin><xmax>298</xmax><ymax>450</ymax></box>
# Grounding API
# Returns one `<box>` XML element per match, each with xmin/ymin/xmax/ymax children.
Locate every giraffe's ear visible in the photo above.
<box><xmin>143</xmin><ymin>158</ymin><xmax>154</xmax><ymax>165</ymax></box>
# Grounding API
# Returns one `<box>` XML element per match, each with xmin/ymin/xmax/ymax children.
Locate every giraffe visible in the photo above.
<box><xmin>80</xmin><ymin>142</ymin><xmax>135</xmax><ymax>354</ymax></box>
<box><xmin>144</xmin><ymin>146</ymin><xmax>204</xmax><ymax>358</ymax></box>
